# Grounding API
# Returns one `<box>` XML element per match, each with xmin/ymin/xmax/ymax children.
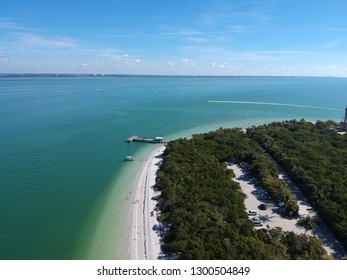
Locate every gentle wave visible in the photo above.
<box><xmin>207</xmin><ymin>100</ymin><xmax>344</xmax><ymax>111</ymax></box>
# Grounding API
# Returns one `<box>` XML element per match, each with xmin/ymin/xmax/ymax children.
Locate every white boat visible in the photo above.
<box><xmin>124</xmin><ymin>156</ymin><xmax>134</xmax><ymax>161</ymax></box>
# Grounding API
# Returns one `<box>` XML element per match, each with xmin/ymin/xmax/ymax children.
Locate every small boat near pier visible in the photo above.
<box><xmin>124</xmin><ymin>156</ymin><xmax>134</xmax><ymax>161</ymax></box>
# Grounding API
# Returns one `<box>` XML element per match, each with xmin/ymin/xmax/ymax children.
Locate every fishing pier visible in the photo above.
<box><xmin>127</xmin><ymin>135</ymin><xmax>166</xmax><ymax>144</ymax></box>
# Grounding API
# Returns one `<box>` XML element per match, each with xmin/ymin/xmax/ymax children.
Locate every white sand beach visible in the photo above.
<box><xmin>127</xmin><ymin>145</ymin><xmax>166</xmax><ymax>260</ymax></box>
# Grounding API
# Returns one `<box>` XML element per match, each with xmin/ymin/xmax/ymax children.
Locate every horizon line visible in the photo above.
<box><xmin>1</xmin><ymin>73</ymin><xmax>346</xmax><ymax>79</ymax></box>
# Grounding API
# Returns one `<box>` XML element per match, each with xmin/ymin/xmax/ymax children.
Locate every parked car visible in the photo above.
<box><xmin>247</xmin><ymin>210</ymin><xmax>257</xmax><ymax>216</ymax></box>
<box><xmin>258</xmin><ymin>203</ymin><xmax>267</xmax><ymax>210</ymax></box>
<box><xmin>250</xmin><ymin>217</ymin><xmax>263</xmax><ymax>226</ymax></box>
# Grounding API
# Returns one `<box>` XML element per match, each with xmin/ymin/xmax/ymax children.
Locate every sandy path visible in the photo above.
<box><xmin>127</xmin><ymin>145</ymin><xmax>165</xmax><ymax>260</ymax></box>
<box><xmin>229</xmin><ymin>164</ymin><xmax>346</xmax><ymax>259</ymax></box>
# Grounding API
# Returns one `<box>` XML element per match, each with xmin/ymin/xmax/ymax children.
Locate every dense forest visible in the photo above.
<box><xmin>248</xmin><ymin>120</ymin><xmax>347</xmax><ymax>250</ymax></box>
<box><xmin>154</xmin><ymin>124</ymin><xmax>338</xmax><ymax>259</ymax></box>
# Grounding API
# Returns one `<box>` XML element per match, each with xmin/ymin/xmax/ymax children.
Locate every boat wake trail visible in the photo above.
<box><xmin>207</xmin><ymin>100</ymin><xmax>343</xmax><ymax>111</ymax></box>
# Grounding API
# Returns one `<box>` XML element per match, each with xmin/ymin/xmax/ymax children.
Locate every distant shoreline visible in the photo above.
<box><xmin>0</xmin><ymin>73</ymin><xmax>345</xmax><ymax>79</ymax></box>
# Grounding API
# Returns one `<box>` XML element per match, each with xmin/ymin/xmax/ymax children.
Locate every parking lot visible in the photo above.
<box><xmin>227</xmin><ymin>163</ymin><xmax>346</xmax><ymax>259</ymax></box>
<box><xmin>228</xmin><ymin>164</ymin><xmax>309</xmax><ymax>232</ymax></box>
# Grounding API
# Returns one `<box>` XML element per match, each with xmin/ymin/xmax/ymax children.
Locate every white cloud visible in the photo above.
<box><xmin>180</xmin><ymin>59</ymin><xmax>189</xmax><ymax>66</ymax></box>
<box><xmin>1</xmin><ymin>56</ymin><xmax>9</xmax><ymax>63</ymax></box>
<box><xmin>313</xmin><ymin>64</ymin><xmax>345</xmax><ymax>71</ymax></box>
<box><xmin>0</xmin><ymin>18</ymin><xmax>43</xmax><ymax>32</ymax></box>
<box><xmin>198</xmin><ymin>1</ymin><xmax>272</xmax><ymax>29</ymax></box>
<box><xmin>180</xmin><ymin>45</ymin><xmax>274</xmax><ymax>62</ymax></box>
<box><xmin>253</xmin><ymin>50</ymin><xmax>321</xmax><ymax>55</ymax></box>
<box><xmin>319</xmin><ymin>38</ymin><xmax>345</xmax><ymax>50</ymax></box>
<box><xmin>14</xmin><ymin>33</ymin><xmax>77</xmax><ymax>48</ymax></box>
<box><xmin>0</xmin><ymin>18</ymin><xmax>20</xmax><ymax>29</ymax></box>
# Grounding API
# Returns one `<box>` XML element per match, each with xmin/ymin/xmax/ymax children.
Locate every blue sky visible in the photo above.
<box><xmin>1</xmin><ymin>0</ymin><xmax>347</xmax><ymax>76</ymax></box>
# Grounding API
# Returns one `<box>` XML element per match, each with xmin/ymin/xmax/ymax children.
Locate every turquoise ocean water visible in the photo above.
<box><xmin>0</xmin><ymin>76</ymin><xmax>345</xmax><ymax>259</ymax></box>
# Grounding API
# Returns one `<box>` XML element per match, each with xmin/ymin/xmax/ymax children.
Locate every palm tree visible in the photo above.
<box><xmin>296</xmin><ymin>215</ymin><xmax>316</xmax><ymax>235</ymax></box>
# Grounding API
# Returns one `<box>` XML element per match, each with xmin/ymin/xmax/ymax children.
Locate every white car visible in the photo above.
<box><xmin>250</xmin><ymin>217</ymin><xmax>263</xmax><ymax>226</ymax></box>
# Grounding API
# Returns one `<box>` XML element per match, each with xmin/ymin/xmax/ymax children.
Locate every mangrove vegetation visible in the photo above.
<box><xmin>154</xmin><ymin>121</ymin><xmax>345</xmax><ymax>259</ymax></box>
